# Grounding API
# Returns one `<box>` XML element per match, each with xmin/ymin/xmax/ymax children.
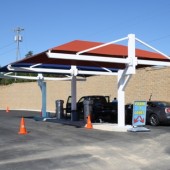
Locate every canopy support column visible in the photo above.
<box><xmin>117</xmin><ymin>34</ymin><xmax>136</xmax><ymax>127</ymax></box>
<box><xmin>117</xmin><ymin>70</ymin><xmax>132</xmax><ymax>126</ymax></box>
<box><xmin>117</xmin><ymin>70</ymin><xmax>125</xmax><ymax>126</ymax></box>
<box><xmin>71</xmin><ymin>66</ymin><xmax>78</xmax><ymax>121</ymax></box>
<box><xmin>38</xmin><ymin>74</ymin><xmax>47</xmax><ymax>118</ymax></box>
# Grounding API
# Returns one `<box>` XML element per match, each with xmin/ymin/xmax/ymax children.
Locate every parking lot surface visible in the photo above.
<box><xmin>0</xmin><ymin>110</ymin><xmax>170</xmax><ymax>170</ymax></box>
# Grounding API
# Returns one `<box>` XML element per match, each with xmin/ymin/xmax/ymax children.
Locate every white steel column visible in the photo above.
<box><xmin>117</xmin><ymin>70</ymin><xmax>125</xmax><ymax>126</ymax></box>
<box><xmin>38</xmin><ymin>74</ymin><xmax>47</xmax><ymax>118</ymax></box>
<box><xmin>71</xmin><ymin>66</ymin><xmax>77</xmax><ymax>121</ymax></box>
<box><xmin>117</xmin><ymin>34</ymin><xmax>136</xmax><ymax>127</ymax></box>
<box><xmin>126</xmin><ymin>34</ymin><xmax>137</xmax><ymax>75</ymax></box>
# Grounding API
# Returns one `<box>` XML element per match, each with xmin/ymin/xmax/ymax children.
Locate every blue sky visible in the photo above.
<box><xmin>0</xmin><ymin>0</ymin><xmax>170</xmax><ymax>66</ymax></box>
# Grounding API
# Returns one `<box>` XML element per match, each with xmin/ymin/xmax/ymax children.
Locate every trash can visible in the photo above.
<box><xmin>55</xmin><ymin>100</ymin><xmax>64</xmax><ymax>119</ymax></box>
<box><xmin>83</xmin><ymin>99</ymin><xmax>93</xmax><ymax>121</ymax></box>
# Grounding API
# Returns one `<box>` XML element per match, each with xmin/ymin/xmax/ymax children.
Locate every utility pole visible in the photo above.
<box><xmin>14</xmin><ymin>27</ymin><xmax>24</xmax><ymax>61</ymax></box>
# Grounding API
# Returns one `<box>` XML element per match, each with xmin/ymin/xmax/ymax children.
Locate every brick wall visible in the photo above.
<box><xmin>0</xmin><ymin>67</ymin><xmax>169</xmax><ymax>112</ymax></box>
<box><xmin>126</xmin><ymin>67</ymin><xmax>170</xmax><ymax>102</ymax></box>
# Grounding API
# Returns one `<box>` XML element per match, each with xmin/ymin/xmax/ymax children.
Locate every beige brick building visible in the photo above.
<box><xmin>0</xmin><ymin>67</ymin><xmax>169</xmax><ymax>112</ymax></box>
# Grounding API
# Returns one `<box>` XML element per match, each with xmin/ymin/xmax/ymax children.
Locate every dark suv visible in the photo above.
<box><xmin>66</xmin><ymin>95</ymin><xmax>117</xmax><ymax>122</ymax></box>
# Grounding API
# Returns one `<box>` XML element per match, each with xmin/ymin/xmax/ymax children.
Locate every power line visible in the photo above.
<box><xmin>0</xmin><ymin>48</ymin><xmax>16</xmax><ymax>56</ymax></box>
<box><xmin>0</xmin><ymin>42</ymin><xmax>15</xmax><ymax>50</ymax></box>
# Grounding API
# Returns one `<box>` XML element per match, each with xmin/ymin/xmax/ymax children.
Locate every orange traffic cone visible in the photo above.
<box><xmin>18</xmin><ymin>117</ymin><xmax>28</xmax><ymax>135</ymax></box>
<box><xmin>6</xmin><ymin>106</ymin><xmax>9</xmax><ymax>112</ymax></box>
<box><xmin>85</xmin><ymin>115</ymin><xmax>93</xmax><ymax>129</ymax></box>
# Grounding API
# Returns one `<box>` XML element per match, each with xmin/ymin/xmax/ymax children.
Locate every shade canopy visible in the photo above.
<box><xmin>1</xmin><ymin>39</ymin><xmax>170</xmax><ymax>76</ymax></box>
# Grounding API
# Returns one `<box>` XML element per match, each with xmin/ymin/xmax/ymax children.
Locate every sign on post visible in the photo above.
<box><xmin>132</xmin><ymin>101</ymin><xmax>147</xmax><ymax>126</ymax></box>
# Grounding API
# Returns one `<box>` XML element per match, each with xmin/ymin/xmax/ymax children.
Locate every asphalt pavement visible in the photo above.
<box><xmin>0</xmin><ymin>110</ymin><xmax>170</xmax><ymax>170</ymax></box>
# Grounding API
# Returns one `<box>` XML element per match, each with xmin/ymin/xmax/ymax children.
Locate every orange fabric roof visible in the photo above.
<box><xmin>51</xmin><ymin>40</ymin><xmax>167</xmax><ymax>60</ymax></box>
<box><xmin>12</xmin><ymin>40</ymin><xmax>169</xmax><ymax>70</ymax></box>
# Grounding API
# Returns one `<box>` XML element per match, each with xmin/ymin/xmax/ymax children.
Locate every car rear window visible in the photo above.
<box><xmin>157</xmin><ymin>102</ymin><xmax>170</xmax><ymax>107</ymax></box>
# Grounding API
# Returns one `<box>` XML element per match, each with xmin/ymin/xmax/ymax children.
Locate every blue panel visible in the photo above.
<box><xmin>0</xmin><ymin>63</ymin><xmax>118</xmax><ymax>76</ymax></box>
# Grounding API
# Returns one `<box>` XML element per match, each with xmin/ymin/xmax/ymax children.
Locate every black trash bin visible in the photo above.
<box><xmin>83</xmin><ymin>99</ymin><xmax>93</xmax><ymax>121</ymax></box>
<box><xmin>56</xmin><ymin>100</ymin><xmax>64</xmax><ymax>119</ymax></box>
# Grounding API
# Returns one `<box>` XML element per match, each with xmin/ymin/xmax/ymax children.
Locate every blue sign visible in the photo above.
<box><xmin>132</xmin><ymin>101</ymin><xmax>147</xmax><ymax>126</ymax></box>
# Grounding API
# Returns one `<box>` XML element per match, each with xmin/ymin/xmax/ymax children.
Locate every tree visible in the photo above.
<box><xmin>0</xmin><ymin>51</ymin><xmax>35</xmax><ymax>85</ymax></box>
<box><xmin>25</xmin><ymin>51</ymin><xmax>33</xmax><ymax>58</ymax></box>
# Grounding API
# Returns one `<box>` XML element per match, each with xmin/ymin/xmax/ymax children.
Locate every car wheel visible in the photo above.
<box><xmin>149</xmin><ymin>114</ymin><xmax>160</xmax><ymax>126</ymax></box>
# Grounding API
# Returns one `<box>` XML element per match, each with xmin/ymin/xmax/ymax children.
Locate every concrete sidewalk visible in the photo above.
<box><xmin>43</xmin><ymin>117</ymin><xmax>133</xmax><ymax>132</ymax></box>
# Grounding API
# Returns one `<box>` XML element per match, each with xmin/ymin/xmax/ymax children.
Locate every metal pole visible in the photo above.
<box><xmin>71</xmin><ymin>66</ymin><xmax>77</xmax><ymax>121</ymax></box>
<box><xmin>117</xmin><ymin>70</ymin><xmax>125</xmax><ymax>127</ymax></box>
<box><xmin>14</xmin><ymin>27</ymin><xmax>24</xmax><ymax>61</ymax></box>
